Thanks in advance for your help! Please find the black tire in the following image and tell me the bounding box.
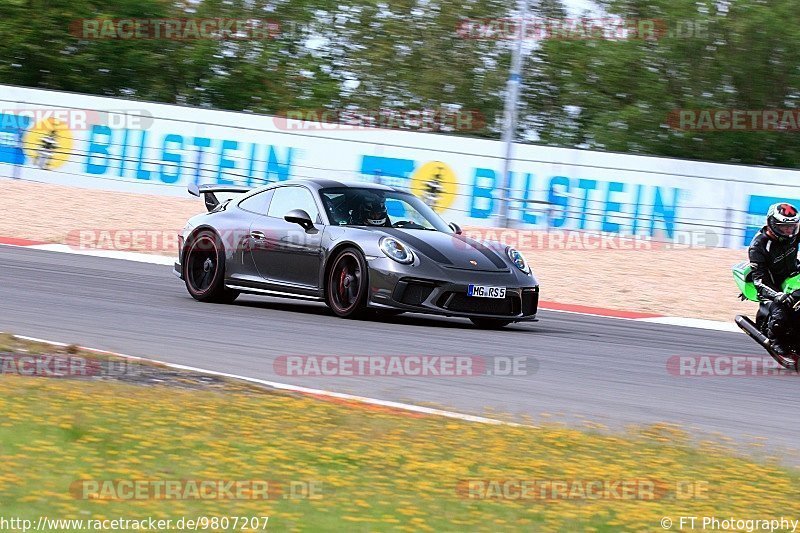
[782,352,800,373]
[326,248,368,318]
[183,230,239,304]
[470,318,512,329]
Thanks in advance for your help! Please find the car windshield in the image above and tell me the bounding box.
[320,187,451,232]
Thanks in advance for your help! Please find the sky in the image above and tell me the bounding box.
[563,0,602,16]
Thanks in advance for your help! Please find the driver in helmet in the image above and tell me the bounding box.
[748,202,800,355]
[351,193,390,227]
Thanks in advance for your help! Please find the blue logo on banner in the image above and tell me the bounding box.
[83,125,295,186]
[0,113,31,165]
[744,195,800,245]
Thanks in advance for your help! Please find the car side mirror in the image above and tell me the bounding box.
[285,209,315,231]
[449,222,462,235]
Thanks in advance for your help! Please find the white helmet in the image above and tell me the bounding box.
[767,203,800,241]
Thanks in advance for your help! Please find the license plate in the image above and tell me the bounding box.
[467,285,506,298]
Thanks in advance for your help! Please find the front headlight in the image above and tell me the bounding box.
[380,237,414,264]
[506,247,530,274]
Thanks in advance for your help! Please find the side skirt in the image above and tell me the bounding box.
[226,284,324,302]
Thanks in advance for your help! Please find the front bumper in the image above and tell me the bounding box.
[174,233,186,280]
[366,258,539,322]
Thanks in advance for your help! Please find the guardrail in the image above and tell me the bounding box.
[2,84,799,248]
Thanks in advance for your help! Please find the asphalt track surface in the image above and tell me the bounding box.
[1,245,796,457]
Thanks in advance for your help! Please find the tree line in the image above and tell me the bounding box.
[1,0,798,167]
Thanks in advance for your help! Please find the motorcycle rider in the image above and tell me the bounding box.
[748,202,800,355]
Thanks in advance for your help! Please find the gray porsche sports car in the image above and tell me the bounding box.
[174,178,539,328]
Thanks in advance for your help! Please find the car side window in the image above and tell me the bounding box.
[238,189,274,214]
[267,186,320,222]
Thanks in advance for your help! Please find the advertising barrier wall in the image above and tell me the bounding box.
[2,84,799,247]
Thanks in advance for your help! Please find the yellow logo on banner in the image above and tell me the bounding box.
[23,118,74,170]
[411,161,458,212]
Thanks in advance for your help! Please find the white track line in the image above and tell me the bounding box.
[10,334,527,428]
[25,244,175,265]
[638,316,740,333]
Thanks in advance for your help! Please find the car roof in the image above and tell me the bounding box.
[263,178,399,193]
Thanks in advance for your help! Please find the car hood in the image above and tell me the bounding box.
[373,228,510,271]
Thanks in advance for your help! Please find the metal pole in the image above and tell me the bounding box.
[723,206,733,249]
[13,127,22,179]
[495,0,528,228]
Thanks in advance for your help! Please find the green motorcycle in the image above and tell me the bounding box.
[733,261,800,369]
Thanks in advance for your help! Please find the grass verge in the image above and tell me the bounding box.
[0,335,797,532]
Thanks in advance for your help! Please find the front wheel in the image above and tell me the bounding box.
[470,318,512,330]
[326,248,368,318]
[183,230,239,304]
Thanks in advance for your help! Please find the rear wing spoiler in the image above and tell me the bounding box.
[188,183,252,212]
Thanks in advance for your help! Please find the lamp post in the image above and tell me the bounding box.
[494,0,529,228]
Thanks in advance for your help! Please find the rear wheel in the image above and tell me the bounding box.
[183,230,239,304]
[326,248,368,318]
[470,318,512,329]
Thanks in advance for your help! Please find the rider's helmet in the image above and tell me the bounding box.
[767,202,800,241]
[355,193,388,226]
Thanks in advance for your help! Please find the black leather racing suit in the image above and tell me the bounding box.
[748,227,800,344]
